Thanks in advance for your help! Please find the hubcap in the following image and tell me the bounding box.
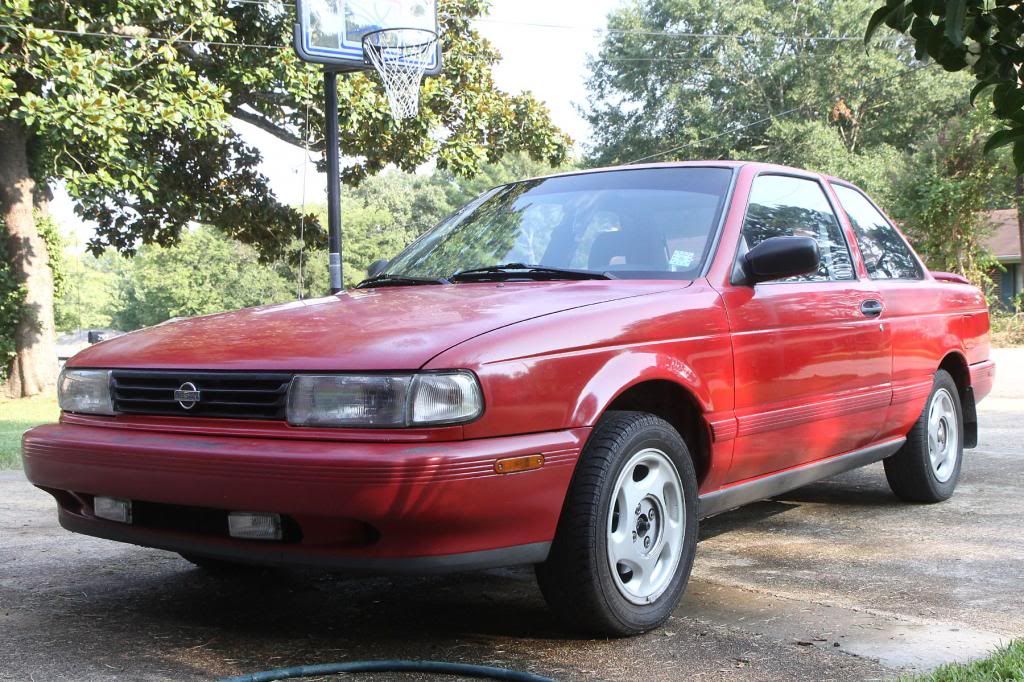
[928,388,959,483]
[606,448,685,604]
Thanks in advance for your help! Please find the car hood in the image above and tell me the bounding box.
[69,280,690,371]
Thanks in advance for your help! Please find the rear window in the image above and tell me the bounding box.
[831,184,924,280]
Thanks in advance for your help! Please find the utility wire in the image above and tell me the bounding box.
[626,62,934,165]
[0,22,906,61]
[473,18,872,43]
[0,24,284,49]
[214,0,898,46]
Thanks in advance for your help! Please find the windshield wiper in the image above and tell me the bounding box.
[355,273,450,289]
[450,263,611,282]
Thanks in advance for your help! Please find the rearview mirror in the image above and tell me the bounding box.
[367,259,389,278]
[738,236,820,285]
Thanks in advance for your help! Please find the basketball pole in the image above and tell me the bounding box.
[324,70,344,295]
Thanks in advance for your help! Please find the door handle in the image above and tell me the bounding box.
[860,299,883,317]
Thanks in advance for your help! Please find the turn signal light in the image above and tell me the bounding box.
[494,454,544,474]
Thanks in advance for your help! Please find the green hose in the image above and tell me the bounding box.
[219,659,555,682]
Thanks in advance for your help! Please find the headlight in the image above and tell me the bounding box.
[287,371,483,428]
[58,369,114,415]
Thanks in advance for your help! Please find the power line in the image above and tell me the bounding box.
[0,24,285,50]
[0,27,870,64]
[473,18,873,43]
[212,0,900,46]
[626,63,934,165]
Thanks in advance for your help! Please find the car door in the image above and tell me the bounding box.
[719,173,893,484]
[829,182,965,443]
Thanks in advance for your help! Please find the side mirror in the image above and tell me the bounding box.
[739,236,820,285]
[367,258,389,278]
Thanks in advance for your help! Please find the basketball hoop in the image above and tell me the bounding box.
[362,27,438,120]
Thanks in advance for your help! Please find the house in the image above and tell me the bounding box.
[986,209,1023,308]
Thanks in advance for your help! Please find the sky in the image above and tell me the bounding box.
[52,0,624,245]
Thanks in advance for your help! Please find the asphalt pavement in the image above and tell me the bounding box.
[2,349,1021,681]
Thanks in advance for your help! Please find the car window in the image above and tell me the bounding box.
[384,167,734,280]
[831,184,924,280]
[740,175,855,282]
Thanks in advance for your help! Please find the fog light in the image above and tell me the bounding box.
[228,512,283,540]
[94,496,132,523]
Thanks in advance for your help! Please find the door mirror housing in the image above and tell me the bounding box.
[367,258,389,278]
[737,236,820,285]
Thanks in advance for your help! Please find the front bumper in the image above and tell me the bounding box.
[22,422,587,573]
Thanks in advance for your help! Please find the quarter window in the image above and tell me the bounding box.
[741,175,854,282]
[831,184,923,280]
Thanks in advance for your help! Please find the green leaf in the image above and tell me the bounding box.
[944,0,967,45]
[1013,140,1024,174]
[983,126,1024,155]
[866,4,900,42]
[970,81,994,106]
[991,82,1024,117]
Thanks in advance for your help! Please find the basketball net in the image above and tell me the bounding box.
[362,28,438,120]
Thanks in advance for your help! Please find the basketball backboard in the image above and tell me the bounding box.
[294,0,441,74]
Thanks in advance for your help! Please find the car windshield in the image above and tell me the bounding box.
[384,167,734,281]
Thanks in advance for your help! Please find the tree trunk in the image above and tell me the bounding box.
[0,120,58,398]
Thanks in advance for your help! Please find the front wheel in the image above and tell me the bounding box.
[536,411,699,636]
[884,369,964,503]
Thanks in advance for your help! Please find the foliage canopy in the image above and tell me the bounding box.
[866,0,1024,172]
[584,0,970,168]
[0,0,570,259]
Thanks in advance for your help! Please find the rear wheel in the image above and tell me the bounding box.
[884,369,963,503]
[536,411,698,636]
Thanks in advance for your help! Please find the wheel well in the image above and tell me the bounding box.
[939,351,978,448]
[604,380,710,485]
[939,352,969,397]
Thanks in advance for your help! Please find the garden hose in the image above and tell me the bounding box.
[219,659,555,682]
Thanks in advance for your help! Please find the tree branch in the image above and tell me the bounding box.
[231,107,305,147]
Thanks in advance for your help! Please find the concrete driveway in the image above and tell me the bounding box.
[2,349,1022,681]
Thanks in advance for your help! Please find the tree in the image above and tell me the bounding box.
[889,103,1012,295]
[584,0,970,167]
[0,0,570,397]
[753,118,907,206]
[54,251,118,331]
[864,0,1024,305]
[301,153,574,289]
[107,227,295,330]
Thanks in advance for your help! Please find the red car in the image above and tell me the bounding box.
[23,161,994,636]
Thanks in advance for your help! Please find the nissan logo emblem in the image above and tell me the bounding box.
[173,382,201,410]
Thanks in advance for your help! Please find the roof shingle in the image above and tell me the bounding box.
[985,209,1022,262]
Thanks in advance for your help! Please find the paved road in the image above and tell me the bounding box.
[2,350,1022,681]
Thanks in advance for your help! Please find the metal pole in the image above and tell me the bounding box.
[324,70,343,294]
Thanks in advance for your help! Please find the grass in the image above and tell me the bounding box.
[0,394,59,469]
[906,640,1024,681]
[991,312,1024,348]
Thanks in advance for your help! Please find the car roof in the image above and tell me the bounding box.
[519,160,840,185]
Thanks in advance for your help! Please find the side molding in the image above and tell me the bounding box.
[698,438,906,519]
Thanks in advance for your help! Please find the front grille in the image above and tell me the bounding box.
[111,370,292,420]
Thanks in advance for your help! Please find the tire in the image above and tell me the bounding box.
[536,411,699,636]
[884,369,964,503]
